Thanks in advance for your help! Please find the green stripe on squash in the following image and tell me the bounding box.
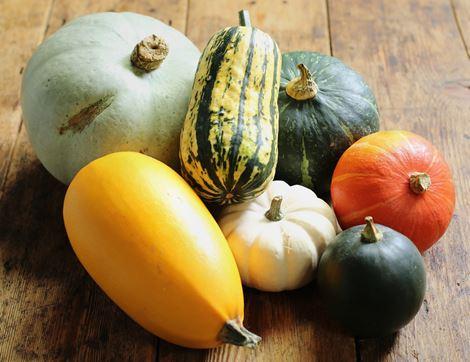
[179,11,281,204]
[276,51,380,197]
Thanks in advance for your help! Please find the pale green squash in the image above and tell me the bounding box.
[21,12,200,184]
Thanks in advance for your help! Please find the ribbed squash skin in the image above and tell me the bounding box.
[331,131,455,252]
[277,52,380,196]
[180,26,281,204]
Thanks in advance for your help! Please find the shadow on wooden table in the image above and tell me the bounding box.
[356,333,398,361]
[0,159,71,281]
[0,159,398,360]
[0,159,154,360]
[158,283,359,360]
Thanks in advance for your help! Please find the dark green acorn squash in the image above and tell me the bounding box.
[277,52,380,196]
[317,217,426,337]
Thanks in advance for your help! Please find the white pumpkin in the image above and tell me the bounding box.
[21,12,200,184]
[218,181,339,292]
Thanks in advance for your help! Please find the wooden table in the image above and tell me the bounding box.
[1,0,469,360]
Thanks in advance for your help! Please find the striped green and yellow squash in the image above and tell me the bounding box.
[179,12,281,205]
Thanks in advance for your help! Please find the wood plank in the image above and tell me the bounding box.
[0,130,155,361]
[328,0,470,360]
[0,0,53,200]
[452,0,470,57]
[159,1,355,360]
[2,0,468,361]
[160,286,356,362]
[0,1,188,360]
[186,0,331,53]
[47,0,188,34]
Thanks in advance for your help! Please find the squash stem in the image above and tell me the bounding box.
[219,319,261,348]
[409,172,431,194]
[131,35,169,72]
[286,64,319,101]
[361,216,383,243]
[265,196,284,221]
[238,10,252,27]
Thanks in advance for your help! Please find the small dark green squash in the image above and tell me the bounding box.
[277,52,380,196]
[317,217,426,337]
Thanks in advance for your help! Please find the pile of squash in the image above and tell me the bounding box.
[21,10,456,348]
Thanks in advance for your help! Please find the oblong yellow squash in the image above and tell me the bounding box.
[63,151,259,348]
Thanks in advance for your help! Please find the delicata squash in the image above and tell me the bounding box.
[179,11,281,204]
[63,152,260,348]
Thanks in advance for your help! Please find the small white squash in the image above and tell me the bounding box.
[218,181,339,292]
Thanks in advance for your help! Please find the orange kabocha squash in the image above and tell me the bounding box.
[331,131,455,252]
[63,152,259,348]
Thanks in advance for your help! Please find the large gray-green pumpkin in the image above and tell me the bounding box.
[277,52,380,196]
[21,12,200,184]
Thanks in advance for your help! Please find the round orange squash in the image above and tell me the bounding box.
[63,151,259,348]
[331,130,455,252]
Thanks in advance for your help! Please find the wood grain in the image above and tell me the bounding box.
[0,130,155,361]
[0,0,54,199]
[160,286,358,362]
[47,0,188,34]
[159,1,355,360]
[1,0,469,360]
[328,0,470,360]
[452,0,470,57]
[0,0,188,360]
[186,0,331,53]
